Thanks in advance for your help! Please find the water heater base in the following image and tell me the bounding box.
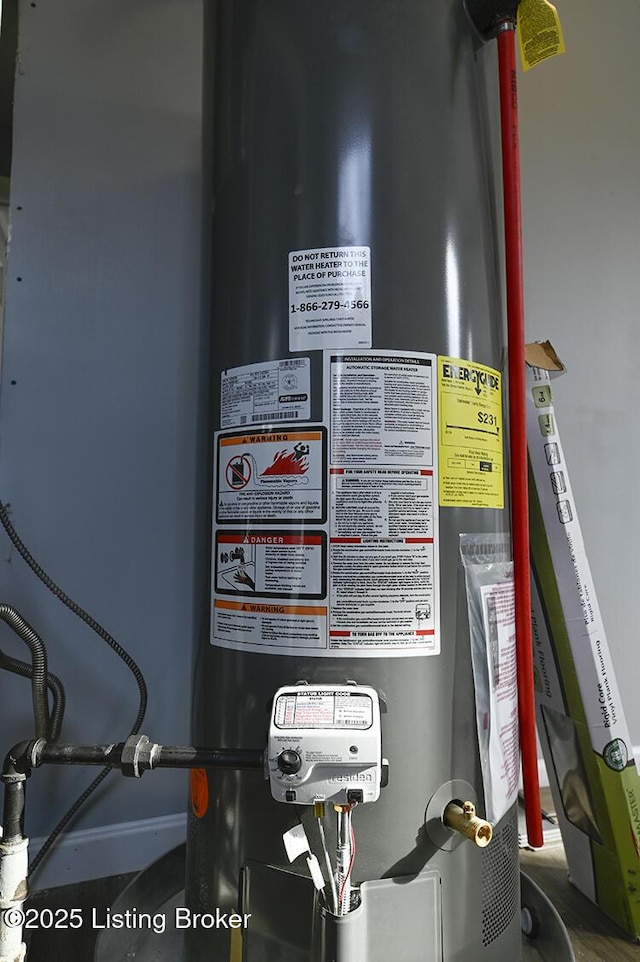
[94,846,575,962]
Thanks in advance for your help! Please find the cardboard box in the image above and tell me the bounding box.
[526,341,640,940]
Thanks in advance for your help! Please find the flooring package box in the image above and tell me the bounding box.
[526,341,640,940]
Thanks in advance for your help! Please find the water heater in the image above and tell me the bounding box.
[186,2,520,960]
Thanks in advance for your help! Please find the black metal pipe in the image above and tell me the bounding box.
[2,780,26,841]
[37,743,122,767]
[156,746,264,770]
[2,742,34,842]
[1,737,263,853]
[3,740,36,779]
[36,741,264,770]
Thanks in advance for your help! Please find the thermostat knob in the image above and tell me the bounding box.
[277,750,302,775]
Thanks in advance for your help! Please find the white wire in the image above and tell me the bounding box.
[318,815,339,914]
[337,807,355,915]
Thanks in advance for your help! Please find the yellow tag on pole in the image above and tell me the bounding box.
[517,0,566,71]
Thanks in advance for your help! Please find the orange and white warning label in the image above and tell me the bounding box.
[213,599,327,653]
[216,428,327,524]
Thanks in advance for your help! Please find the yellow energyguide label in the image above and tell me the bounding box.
[438,357,504,509]
[517,0,565,71]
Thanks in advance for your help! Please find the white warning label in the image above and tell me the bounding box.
[216,428,327,524]
[220,357,311,430]
[213,600,327,653]
[289,247,372,351]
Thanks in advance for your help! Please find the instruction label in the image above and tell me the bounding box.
[216,428,327,524]
[289,247,371,351]
[221,358,310,429]
[517,0,565,71]
[330,355,434,465]
[438,357,504,508]
[213,600,327,652]
[330,468,434,539]
[329,540,436,652]
[326,350,439,657]
[215,531,326,600]
[479,581,520,823]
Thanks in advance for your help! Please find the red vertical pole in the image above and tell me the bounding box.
[497,20,543,848]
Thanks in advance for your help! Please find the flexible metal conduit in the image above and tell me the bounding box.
[0,605,50,740]
[0,649,65,741]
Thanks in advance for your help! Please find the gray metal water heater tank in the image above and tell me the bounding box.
[186,2,520,960]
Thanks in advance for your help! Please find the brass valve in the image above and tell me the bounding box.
[443,800,493,847]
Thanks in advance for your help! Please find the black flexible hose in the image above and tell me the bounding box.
[0,648,66,741]
[0,503,147,733]
[0,605,50,740]
[0,500,149,873]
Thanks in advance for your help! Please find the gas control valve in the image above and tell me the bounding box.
[267,684,383,805]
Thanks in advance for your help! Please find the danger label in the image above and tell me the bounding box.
[215,530,326,600]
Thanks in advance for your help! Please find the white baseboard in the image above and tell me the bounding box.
[28,811,187,892]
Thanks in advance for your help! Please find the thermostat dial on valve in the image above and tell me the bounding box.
[268,685,383,805]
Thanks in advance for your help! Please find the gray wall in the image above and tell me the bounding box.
[0,0,204,881]
[519,1,640,750]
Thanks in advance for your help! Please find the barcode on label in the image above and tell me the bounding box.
[252,411,300,422]
[280,359,306,368]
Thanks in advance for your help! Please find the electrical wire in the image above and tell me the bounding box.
[317,814,338,915]
[338,819,356,914]
[30,769,112,872]
[0,500,148,872]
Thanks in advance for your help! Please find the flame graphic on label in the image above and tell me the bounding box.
[262,449,309,476]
